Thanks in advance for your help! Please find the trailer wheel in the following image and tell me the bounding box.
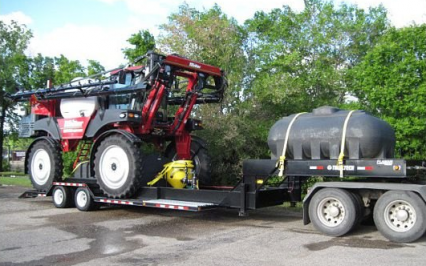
[166,137,212,186]
[309,188,357,237]
[94,134,142,198]
[75,188,99,211]
[52,186,73,208]
[373,191,426,243]
[28,139,63,192]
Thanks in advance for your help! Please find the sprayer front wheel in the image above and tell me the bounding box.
[94,135,142,198]
[28,139,63,192]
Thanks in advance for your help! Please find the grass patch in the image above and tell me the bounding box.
[0,176,32,187]
[0,172,27,177]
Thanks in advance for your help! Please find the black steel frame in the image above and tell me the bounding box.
[22,158,425,216]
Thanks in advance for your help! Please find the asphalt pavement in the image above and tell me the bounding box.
[1,185,426,266]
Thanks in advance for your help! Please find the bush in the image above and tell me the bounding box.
[2,159,10,172]
[197,108,272,185]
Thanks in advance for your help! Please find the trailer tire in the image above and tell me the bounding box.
[52,186,73,208]
[75,188,99,211]
[309,188,357,237]
[350,191,365,226]
[373,191,426,243]
[166,137,212,186]
[94,134,142,198]
[28,139,63,192]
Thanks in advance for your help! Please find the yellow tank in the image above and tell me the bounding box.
[147,160,195,189]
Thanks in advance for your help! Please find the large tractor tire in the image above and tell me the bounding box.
[27,139,63,192]
[94,134,142,198]
[165,136,212,186]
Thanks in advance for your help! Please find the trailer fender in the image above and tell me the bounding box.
[24,137,61,174]
[89,129,142,176]
[302,182,426,225]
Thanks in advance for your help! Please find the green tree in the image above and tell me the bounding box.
[87,59,105,76]
[351,25,426,159]
[28,54,55,88]
[0,20,32,171]
[244,0,389,118]
[54,55,86,84]
[122,30,155,62]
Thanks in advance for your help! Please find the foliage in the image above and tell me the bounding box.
[2,160,10,172]
[196,112,271,184]
[244,0,389,119]
[0,20,32,171]
[4,133,32,150]
[28,54,55,89]
[350,25,426,159]
[122,30,156,62]
[62,151,78,177]
[54,55,86,84]
[87,59,105,76]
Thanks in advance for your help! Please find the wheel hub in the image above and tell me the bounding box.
[76,190,88,207]
[384,200,416,232]
[396,209,409,222]
[329,205,341,217]
[99,145,130,190]
[31,149,51,186]
[54,189,64,204]
[317,197,345,227]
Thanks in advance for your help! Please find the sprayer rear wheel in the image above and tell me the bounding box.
[166,137,212,186]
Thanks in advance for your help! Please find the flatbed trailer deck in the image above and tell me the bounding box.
[21,158,426,243]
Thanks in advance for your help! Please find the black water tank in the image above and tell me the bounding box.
[268,106,395,160]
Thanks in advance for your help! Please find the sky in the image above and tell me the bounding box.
[1,0,425,70]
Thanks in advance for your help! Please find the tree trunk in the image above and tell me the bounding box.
[0,100,5,172]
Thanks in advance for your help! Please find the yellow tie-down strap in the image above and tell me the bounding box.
[277,112,306,177]
[337,110,356,178]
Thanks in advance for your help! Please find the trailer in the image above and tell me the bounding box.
[21,158,426,243]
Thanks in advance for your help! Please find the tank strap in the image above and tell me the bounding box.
[337,110,356,177]
[277,112,306,177]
